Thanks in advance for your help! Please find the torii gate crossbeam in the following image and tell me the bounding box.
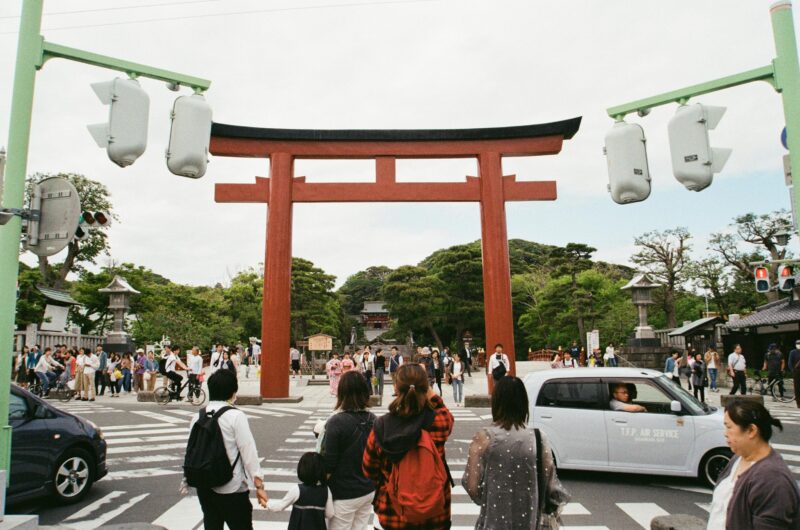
[211,118,581,399]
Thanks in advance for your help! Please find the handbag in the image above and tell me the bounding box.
[535,428,562,529]
[114,369,123,380]
[491,355,507,380]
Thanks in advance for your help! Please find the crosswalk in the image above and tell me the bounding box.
[43,401,800,529]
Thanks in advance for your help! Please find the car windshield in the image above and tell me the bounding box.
[656,374,709,414]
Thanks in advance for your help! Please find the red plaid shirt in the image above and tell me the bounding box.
[362,395,454,530]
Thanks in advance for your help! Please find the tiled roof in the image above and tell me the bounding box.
[727,298,800,329]
[36,286,79,305]
[669,316,723,336]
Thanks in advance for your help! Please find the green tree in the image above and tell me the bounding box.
[15,263,48,328]
[291,258,342,344]
[382,265,447,349]
[337,266,393,315]
[546,243,597,346]
[708,209,792,303]
[223,268,263,339]
[631,228,692,328]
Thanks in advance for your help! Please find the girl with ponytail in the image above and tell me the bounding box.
[363,364,454,529]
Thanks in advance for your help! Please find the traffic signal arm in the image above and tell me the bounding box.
[606,65,776,121]
[38,41,210,92]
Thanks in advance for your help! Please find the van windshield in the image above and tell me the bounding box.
[656,374,708,414]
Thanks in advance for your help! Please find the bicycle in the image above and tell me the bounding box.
[52,378,76,402]
[154,374,206,406]
[747,371,795,403]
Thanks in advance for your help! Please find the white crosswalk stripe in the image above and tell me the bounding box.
[53,405,721,529]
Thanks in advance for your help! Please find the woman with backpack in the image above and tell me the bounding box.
[321,371,376,530]
[363,363,455,530]
[463,377,570,529]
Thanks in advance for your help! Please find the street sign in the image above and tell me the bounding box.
[308,334,333,351]
[24,177,81,257]
[296,340,309,348]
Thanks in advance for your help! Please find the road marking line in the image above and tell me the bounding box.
[285,438,315,444]
[153,495,203,530]
[652,484,712,495]
[616,502,669,529]
[773,443,800,452]
[102,422,178,431]
[107,454,183,466]
[103,427,188,437]
[106,467,182,481]
[132,410,188,424]
[781,453,800,462]
[107,442,186,455]
[64,490,126,521]
[237,406,289,417]
[696,502,711,513]
[262,405,316,415]
[562,503,591,515]
[68,493,149,530]
[106,434,187,445]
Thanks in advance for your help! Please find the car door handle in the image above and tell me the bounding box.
[540,414,552,419]
[613,419,628,424]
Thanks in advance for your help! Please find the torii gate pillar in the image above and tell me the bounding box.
[211,119,581,398]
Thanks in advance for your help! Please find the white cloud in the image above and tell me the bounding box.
[1,0,796,287]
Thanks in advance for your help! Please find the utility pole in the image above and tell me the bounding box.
[0,0,210,497]
[605,1,800,236]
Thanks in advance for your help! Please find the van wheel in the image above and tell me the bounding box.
[52,448,94,503]
[699,448,732,487]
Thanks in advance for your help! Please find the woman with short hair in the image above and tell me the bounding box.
[707,400,800,529]
[463,376,569,529]
[322,370,376,530]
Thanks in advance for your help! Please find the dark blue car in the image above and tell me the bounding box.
[8,384,107,504]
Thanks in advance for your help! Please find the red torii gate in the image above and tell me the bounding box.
[212,118,581,398]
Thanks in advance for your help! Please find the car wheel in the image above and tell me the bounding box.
[699,448,732,487]
[52,448,94,503]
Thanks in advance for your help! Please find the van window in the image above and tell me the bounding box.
[536,381,604,409]
[607,380,674,414]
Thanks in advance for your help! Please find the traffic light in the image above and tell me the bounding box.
[75,211,110,241]
[604,121,651,204]
[778,264,796,292]
[166,94,212,178]
[88,77,150,167]
[754,266,770,293]
[667,103,731,191]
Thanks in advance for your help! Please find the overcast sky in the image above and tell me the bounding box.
[1,0,799,288]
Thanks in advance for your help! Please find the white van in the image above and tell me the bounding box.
[523,367,732,486]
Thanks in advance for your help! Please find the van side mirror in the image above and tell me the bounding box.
[670,400,682,414]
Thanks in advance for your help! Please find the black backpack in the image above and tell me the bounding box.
[158,357,167,375]
[183,406,240,489]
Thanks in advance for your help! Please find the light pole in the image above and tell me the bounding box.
[0,0,210,488]
[606,2,800,235]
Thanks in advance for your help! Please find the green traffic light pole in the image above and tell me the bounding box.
[606,1,800,235]
[0,0,210,490]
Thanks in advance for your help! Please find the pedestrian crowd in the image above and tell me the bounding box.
[548,341,618,368]
[182,363,573,530]
[325,343,478,408]
[11,341,262,401]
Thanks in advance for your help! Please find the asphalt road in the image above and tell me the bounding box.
[9,398,800,530]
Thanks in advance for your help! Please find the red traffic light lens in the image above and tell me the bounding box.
[82,211,95,225]
[780,265,794,277]
[755,267,769,279]
[93,212,108,225]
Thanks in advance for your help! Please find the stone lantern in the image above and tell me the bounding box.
[99,275,140,352]
[621,273,661,340]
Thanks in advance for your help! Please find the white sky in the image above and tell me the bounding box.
[1,0,799,287]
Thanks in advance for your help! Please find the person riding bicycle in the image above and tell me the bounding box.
[165,346,188,398]
[34,347,64,396]
[762,344,786,400]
